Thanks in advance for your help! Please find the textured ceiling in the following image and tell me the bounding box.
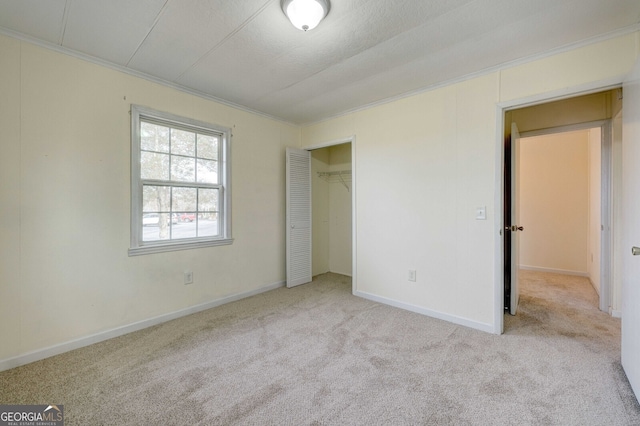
[1,0,639,124]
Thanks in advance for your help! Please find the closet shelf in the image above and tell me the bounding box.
[317,170,351,191]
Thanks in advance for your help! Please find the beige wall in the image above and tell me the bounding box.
[499,34,638,103]
[518,131,590,276]
[1,30,638,364]
[0,35,21,363]
[301,32,639,332]
[304,74,499,328]
[511,91,617,133]
[0,35,297,364]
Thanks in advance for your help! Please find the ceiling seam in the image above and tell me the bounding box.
[126,0,173,67]
[300,23,640,127]
[58,0,72,45]
[252,0,487,104]
[174,0,275,82]
[255,0,583,106]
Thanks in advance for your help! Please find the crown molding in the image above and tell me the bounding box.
[0,27,298,127]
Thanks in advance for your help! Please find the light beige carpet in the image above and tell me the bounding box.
[1,271,639,425]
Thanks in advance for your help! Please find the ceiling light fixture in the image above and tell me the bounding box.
[281,0,330,32]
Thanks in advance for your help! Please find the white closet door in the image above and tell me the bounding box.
[286,147,312,287]
[621,59,640,402]
[510,123,521,315]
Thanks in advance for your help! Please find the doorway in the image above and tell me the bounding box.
[502,89,621,327]
[285,137,356,291]
[310,142,353,278]
[518,128,604,300]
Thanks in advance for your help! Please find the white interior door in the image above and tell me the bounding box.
[621,60,640,401]
[286,147,312,288]
[510,123,522,315]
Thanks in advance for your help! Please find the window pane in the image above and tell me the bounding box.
[171,129,195,156]
[198,188,218,214]
[142,212,172,241]
[142,185,171,242]
[198,217,218,237]
[141,152,170,180]
[197,134,218,160]
[197,159,218,184]
[172,187,197,212]
[141,122,170,152]
[142,217,162,241]
[177,212,196,223]
[175,221,197,239]
[171,156,195,182]
[198,188,218,237]
[143,185,171,213]
[167,215,180,239]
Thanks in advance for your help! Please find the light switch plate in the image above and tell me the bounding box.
[476,207,487,220]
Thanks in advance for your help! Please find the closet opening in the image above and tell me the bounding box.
[310,142,353,280]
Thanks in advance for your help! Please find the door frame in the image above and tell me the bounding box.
[494,82,621,334]
[303,135,357,294]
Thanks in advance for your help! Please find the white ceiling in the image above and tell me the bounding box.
[1,0,639,124]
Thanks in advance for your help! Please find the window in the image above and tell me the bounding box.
[129,105,232,256]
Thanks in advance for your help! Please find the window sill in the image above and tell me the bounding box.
[128,238,234,256]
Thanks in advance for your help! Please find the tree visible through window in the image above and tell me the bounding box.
[129,106,232,255]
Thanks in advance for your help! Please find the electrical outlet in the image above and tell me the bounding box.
[408,269,416,282]
[184,270,193,285]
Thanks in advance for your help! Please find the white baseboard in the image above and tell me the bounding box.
[0,280,285,373]
[610,309,622,318]
[314,270,353,278]
[353,290,495,334]
[588,278,600,296]
[519,265,589,277]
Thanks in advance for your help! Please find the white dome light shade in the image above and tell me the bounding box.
[282,0,330,31]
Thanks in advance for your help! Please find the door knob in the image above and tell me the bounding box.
[633,246,640,256]
[516,226,524,231]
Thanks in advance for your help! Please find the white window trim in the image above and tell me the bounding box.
[128,105,233,256]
